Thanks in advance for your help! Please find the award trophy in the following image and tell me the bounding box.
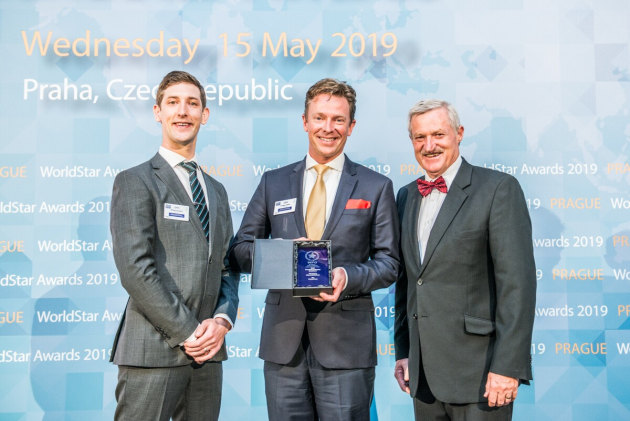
[251,239,333,297]
[292,240,333,297]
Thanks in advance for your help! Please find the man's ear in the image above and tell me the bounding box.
[153,104,161,123]
[201,107,210,125]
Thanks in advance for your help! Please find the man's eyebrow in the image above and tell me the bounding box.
[164,95,201,101]
[313,112,346,118]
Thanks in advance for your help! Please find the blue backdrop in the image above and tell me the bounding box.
[1,1,629,420]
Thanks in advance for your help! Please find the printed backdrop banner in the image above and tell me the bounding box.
[1,1,629,420]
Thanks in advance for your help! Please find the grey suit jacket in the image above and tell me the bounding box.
[109,153,239,367]
[230,155,399,369]
[394,158,536,403]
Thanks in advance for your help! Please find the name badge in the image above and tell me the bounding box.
[164,203,190,221]
[274,198,297,215]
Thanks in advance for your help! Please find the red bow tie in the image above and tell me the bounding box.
[417,176,448,197]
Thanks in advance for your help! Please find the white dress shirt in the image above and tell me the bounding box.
[417,155,463,264]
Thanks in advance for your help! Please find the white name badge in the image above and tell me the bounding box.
[164,203,190,221]
[274,198,297,215]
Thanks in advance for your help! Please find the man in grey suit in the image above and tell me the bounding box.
[230,78,399,420]
[110,71,239,421]
[394,99,536,420]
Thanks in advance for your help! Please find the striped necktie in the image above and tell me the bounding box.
[179,161,210,242]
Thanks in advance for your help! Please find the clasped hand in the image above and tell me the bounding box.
[183,318,229,364]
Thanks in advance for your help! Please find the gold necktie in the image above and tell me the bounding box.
[305,164,329,240]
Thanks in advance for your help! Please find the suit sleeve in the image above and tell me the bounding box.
[110,170,199,348]
[394,186,410,360]
[229,172,271,273]
[212,182,240,324]
[488,175,536,380]
[341,177,400,297]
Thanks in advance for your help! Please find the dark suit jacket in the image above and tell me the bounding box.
[230,155,399,369]
[394,158,536,403]
[109,153,239,367]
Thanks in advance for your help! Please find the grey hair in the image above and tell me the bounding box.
[407,99,461,136]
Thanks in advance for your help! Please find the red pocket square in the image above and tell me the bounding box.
[345,199,371,209]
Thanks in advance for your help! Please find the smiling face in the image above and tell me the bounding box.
[409,107,463,179]
[303,93,356,164]
[153,82,209,156]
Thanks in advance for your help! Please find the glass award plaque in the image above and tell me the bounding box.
[292,240,333,297]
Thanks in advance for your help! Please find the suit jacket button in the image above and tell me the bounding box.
[412,313,418,319]
[417,278,423,286]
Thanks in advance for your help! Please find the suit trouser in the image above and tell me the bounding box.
[264,330,375,421]
[411,350,513,421]
[413,397,513,421]
[411,360,513,421]
[114,362,222,421]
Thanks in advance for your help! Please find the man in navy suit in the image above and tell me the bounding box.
[394,99,536,420]
[230,78,399,420]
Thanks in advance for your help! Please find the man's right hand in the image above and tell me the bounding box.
[394,358,410,394]
[183,318,229,364]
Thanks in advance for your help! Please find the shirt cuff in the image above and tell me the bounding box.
[339,267,349,290]
[214,313,234,329]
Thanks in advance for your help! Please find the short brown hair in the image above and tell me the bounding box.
[304,78,357,121]
[155,71,206,109]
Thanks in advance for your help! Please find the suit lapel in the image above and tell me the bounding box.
[321,156,357,239]
[405,183,422,273]
[152,153,190,205]
[290,160,307,238]
[151,153,209,246]
[202,172,219,251]
[419,159,472,275]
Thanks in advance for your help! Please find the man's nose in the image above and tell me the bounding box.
[177,102,188,115]
[424,136,435,151]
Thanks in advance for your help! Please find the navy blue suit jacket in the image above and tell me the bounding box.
[230,155,399,369]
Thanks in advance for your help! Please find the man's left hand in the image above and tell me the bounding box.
[183,318,230,364]
[312,267,346,302]
[484,372,518,407]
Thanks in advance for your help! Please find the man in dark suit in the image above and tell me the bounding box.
[109,71,239,421]
[230,78,399,420]
[394,99,536,420]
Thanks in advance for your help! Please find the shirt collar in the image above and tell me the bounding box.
[305,152,345,172]
[159,146,198,169]
[427,155,462,189]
